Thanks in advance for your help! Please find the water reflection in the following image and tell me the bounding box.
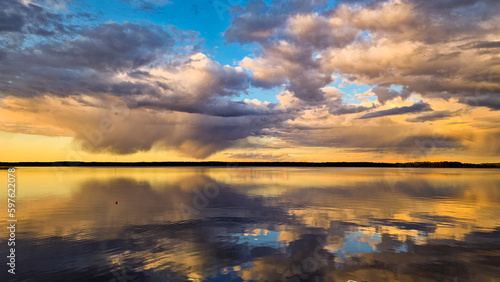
[1,167,500,281]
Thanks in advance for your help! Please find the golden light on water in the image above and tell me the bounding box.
[2,167,500,280]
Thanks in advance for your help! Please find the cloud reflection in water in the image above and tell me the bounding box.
[1,167,500,281]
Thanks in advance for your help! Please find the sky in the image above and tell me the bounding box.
[0,0,499,163]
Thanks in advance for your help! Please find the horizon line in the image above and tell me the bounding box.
[1,161,499,168]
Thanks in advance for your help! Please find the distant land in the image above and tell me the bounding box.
[1,161,499,168]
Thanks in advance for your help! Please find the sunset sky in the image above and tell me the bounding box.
[1,0,499,162]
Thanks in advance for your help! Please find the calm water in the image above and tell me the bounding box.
[1,167,500,281]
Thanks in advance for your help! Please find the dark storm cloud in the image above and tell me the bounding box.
[459,94,500,110]
[396,135,463,150]
[413,0,500,12]
[11,95,283,158]
[473,41,500,49]
[405,110,458,123]
[224,0,330,44]
[285,13,361,49]
[23,22,180,73]
[42,22,177,71]
[329,104,376,115]
[224,0,282,44]
[81,115,259,157]
[289,69,331,102]
[0,22,183,97]
[242,47,333,102]
[358,102,433,119]
[0,10,24,32]
[134,99,280,117]
[372,86,412,105]
[0,0,72,39]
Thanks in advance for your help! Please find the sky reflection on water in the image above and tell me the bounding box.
[1,167,500,281]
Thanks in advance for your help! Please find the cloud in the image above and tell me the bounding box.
[125,0,172,6]
[47,22,178,71]
[123,53,257,116]
[371,86,412,105]
[2,0,500,161]
[0,22,189,96]
[459,94,500,110]
[224,0,282,44]
[0,21,272,117]
[358,102,433,119]
[0,7,24,32]
[232,0,500,110]
[240,41,332,102]
[285,12,360,49]
[224,0,330,44]
[473,41,500,49]
[0,0,75,47]
[227,152,290,161]
[0,13,284,158]
[396,135,463,150]
[120,0,172,11]
[405,110,459,122]
[329,104,376,115]
[0,95,283,158]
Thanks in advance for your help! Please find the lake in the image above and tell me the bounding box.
[1,167,500,281]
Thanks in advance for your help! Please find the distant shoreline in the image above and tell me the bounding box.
[0,161,499,168]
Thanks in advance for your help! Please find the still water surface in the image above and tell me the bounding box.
[1,167,500,281]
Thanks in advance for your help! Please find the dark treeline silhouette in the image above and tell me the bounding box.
[1,161,499,168]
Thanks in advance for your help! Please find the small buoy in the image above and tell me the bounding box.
[115,201,118,204]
